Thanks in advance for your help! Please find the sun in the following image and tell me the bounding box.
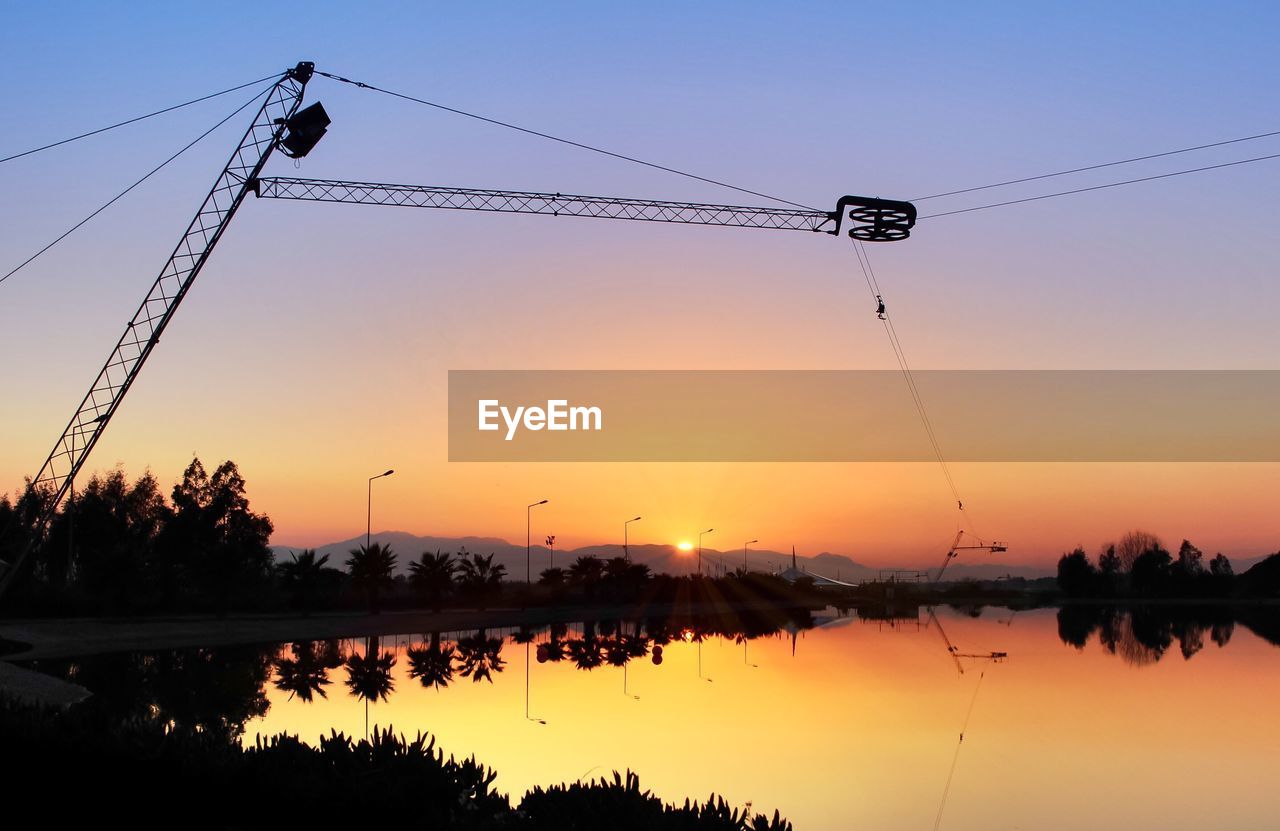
[676,541,693,552]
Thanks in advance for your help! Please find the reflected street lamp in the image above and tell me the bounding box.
[367,469,394,550]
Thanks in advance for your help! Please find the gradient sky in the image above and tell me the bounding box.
[3,3,1279,566]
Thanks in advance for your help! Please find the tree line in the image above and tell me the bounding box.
[1056,529,1279,598]
[1,459,814,617]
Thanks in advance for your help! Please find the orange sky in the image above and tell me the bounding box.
[3,7,1279,569]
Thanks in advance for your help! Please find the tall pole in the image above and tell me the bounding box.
[698,528,714,576]
[367,469,394,550]
[744,539,758,572]
[527,500,548,583]
[625,516,642,562]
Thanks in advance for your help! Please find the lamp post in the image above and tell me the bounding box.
[527,500,548,584]
[624,516,642,561]
[366,469,394,550]
[743,539,758,572]
[697,528,714,576]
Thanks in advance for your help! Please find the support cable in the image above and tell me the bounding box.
[920,151,1280,219]
[313,70,819,211]
[914,128,1280,201]
[0,74,279,165]
[0,82,275,287]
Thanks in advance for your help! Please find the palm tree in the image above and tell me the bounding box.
[456,629,506,683]
[408,550,455,611]
[407,632,457,690]
[457,552,506,610]
[567,556,604,599]
[277,549,330,614]
[345,543,397,613]
[274,640,332,702]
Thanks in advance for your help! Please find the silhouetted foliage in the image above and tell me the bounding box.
[344,637,396,703]
[346,543,398,613]
[455,629,506,683]
[407,632,458,690]
[277,549,337,614]
[409,550,456,611]
[1056,547,1097,597]
[457,551,505,610]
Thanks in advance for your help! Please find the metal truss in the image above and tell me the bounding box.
[254,177,840,233]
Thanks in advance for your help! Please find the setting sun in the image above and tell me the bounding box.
[677,541,693,552]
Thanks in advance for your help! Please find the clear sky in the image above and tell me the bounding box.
[2,2,1279,565]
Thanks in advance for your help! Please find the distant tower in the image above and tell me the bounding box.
[791,545,797,570]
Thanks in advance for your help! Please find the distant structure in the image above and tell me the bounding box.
[777,546,859,589]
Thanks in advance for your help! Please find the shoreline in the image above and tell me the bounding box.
[0,597,819,661]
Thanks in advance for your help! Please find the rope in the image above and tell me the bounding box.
[0,74,279,165]
[0,81,276,287]
[933,670,985,831]
[313,70,818,211]
[848,239,964,511]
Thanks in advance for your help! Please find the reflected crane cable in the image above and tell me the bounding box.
[912,127,1280,201]
[313,70,818,211]
[0,81,278,287]
[0,73,280,165]
[932,669,986,831]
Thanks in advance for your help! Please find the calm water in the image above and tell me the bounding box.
[26,605,1280,830]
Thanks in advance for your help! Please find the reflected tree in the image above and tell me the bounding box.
[275,640,333,702]
[344,636,396,703]
[456,630,506,683]
[407,633,458,690]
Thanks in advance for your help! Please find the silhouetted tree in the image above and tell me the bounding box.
[346,543,398,613]
[456,551,505,610]
[1057,547,1097,596]
[408,550,455,611]
[1130,545,1173,596]
[277,549,331,614]
[1115,529,1162,572]
[538,567,567,588]
[60,469,171,611]
[1209,553,1233,577]
[1175,540,1205,576]
[568,556,605,600]
[162,458,274,612]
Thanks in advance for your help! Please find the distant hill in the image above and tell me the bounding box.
[271,533,879,581]
[271,531,1054,582]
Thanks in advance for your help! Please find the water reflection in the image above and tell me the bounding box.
[1055,605,1258,666]
[17,603,1280,830]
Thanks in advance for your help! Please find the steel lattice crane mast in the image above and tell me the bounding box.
[0,60,917,598]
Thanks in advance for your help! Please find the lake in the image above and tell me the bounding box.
[22,604,1280,830]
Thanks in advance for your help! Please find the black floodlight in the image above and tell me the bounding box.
[280,102,330,158]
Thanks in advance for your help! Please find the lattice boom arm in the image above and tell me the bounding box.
[253,177,839,233]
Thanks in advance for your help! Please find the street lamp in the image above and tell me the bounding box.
[698,528,714,576]
[743,539,758,572]
[624,516,642,561]
[366,469,394,550]
[526,500,548,584]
